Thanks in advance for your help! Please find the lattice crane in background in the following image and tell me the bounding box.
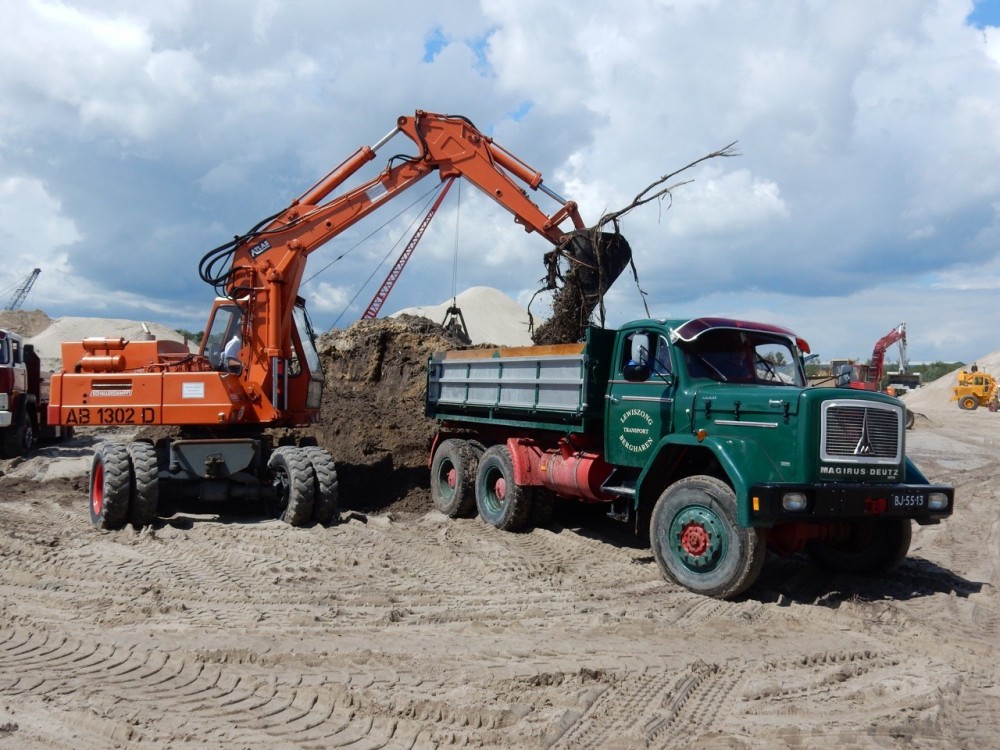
[360,177,455,320]
[4,268,41,311]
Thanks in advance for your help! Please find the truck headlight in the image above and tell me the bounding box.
[928,492,949,511]
[782,492,808,511]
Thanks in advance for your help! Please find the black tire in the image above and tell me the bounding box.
[905,409,915,429]
[126,441,159,527]
[0,411,34,457]
[649,475,766,599]
[959,395,978,411]
[302,446,339,525]
[806,519,912,575]
[475,444,533,532]
[89,443,131,530]
[19,413,36,454]
[267,446,315,526]
[430,439,479,518]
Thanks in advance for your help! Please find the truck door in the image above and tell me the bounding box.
[605,330,675,467]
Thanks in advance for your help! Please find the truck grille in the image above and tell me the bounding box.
[820,400,902,464]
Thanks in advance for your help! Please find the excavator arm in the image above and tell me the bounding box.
[868,322,906,384]
[198,110,595,425]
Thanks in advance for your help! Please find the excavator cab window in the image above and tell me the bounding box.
[291,300,322,382]
[201,302,243,370]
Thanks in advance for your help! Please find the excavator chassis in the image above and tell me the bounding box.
[88,434,339,530]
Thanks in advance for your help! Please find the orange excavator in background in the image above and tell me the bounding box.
[832,322,908,392]
[48,111,628,530]
[832,322,916,428]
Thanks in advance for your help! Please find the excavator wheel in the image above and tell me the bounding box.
[959,395,979,411]
[89,443,131,530]
[302,446,339,525]
[126,441,159,528]
[267,446,315,527]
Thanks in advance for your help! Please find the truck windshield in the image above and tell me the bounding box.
[681,329,805,387]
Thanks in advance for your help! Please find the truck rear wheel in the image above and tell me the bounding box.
[1,414,34,457]
[806,519,911,575]
[267,446,315,526]
[126,441,159,528]
[90,443,131,530]
[475,444,533,532]
[650,475,766,599]
[431,439,478,518]
[959,395,979,410]
[302,446,339,525]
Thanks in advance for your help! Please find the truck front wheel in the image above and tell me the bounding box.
[650,475,766,599]
[431,439,478,518]
[959,395,979,410]
[475,444,533,532]
[806,519,911,575]
[90,443,131,530]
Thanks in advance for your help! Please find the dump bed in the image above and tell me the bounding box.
[427,327,616,433]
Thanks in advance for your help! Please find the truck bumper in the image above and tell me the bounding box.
[0,410,11,428]
[749,482,954,526]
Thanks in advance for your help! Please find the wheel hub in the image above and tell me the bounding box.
[670,506,726,571]
[680,521,710,557]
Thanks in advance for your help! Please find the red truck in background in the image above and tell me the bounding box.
[0,328,70,457]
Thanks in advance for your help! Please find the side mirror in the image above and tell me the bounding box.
[623,360,651,382]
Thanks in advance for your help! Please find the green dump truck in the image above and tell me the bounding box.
[425,316,954,599]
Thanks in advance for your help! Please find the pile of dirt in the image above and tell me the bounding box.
[0,308,51,338]
[301,314,471,514]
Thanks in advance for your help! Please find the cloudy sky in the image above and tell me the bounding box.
[2,0,1000,365]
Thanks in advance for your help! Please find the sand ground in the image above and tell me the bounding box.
[0,380,996,749]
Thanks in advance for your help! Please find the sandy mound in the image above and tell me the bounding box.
[0,308,52,338]
[391,286,535,346]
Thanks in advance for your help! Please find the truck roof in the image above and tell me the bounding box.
[656,316,811,354]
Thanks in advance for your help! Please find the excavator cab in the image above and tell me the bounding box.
[200,299,244,371]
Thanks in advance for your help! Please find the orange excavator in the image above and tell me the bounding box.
[832,322,916,428]
[47,111,629,529]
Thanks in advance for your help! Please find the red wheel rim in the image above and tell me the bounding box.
[446,467,457,489]
[494,477,507,501]
[680,521,710,557]
[91,462,104,516]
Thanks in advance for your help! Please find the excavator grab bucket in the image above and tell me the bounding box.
[534,231,633,345]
